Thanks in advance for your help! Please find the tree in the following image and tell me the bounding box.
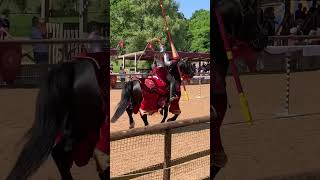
[0,0,27,12]
[110,0,190,53]
[188,9,210,52]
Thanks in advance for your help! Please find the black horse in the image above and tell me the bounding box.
[212,0,269,179]
[111,59,194,128]
[6,57,108,180]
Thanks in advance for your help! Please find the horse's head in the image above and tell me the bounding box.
[177,59,195,81]
[218,0,268,51]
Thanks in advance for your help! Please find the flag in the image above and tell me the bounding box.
[147,42,154,50]
[118,40,125,49]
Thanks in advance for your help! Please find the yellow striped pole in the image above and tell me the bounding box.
[214,8,253,126]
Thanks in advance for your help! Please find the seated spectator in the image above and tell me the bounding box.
[119,67,126,83]
[0,10,10,39]
[88,23,104,53]
[301,7,307,20]
[31,16,49,64]
[280,11,295,35]
[295,3,303,21]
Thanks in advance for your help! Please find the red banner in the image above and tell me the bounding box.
[0,44,22,82]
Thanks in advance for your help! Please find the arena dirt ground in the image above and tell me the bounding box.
[216,71,320,180]
[0,89,100,180]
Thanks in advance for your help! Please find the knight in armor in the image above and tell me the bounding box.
[153,42,178,102]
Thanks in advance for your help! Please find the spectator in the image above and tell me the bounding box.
[0,10,10,39]
[0,10,10,30]
[263,7,276,36]
[119,67,126,83]
[301,7,308,20]
[88,23,103,53]
[192,64,197,73]
[295,3,304,21]
[31,16,49,64]
[257,8,264,26]
[280,9,295,35]
[308,7,316,15]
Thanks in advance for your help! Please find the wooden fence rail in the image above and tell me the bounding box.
[110,116,210,180]
[110,116,210,141]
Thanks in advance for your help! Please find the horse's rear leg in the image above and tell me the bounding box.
[126,107,135,129]
[161,106,169,123]
[211,93,228,178]
[212,165,221,179]
[167,114,179,122]
[140,114,149,126]
[52,142,73,180]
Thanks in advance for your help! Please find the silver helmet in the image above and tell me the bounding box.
[159,45,166,53]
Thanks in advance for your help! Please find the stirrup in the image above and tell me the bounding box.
[169,95,178,102]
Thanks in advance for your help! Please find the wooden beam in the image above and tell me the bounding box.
[79,0,84,38]
[110,116,209,141]
[134,53,137,73]
[45,0,49,22]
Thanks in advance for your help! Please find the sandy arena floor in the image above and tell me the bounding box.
[216,71,320,180]
[0,89,100,180]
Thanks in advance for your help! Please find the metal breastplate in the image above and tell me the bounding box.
[155,58,165,67]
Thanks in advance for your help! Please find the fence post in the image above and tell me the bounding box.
[163,129,172,180]
[284,52,291,115]
[196,73,202,99]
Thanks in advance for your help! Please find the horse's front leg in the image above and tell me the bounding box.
[167,114,179,122]
[160,105,169,123]
[140,113,149,126]
[126,107,135,129]
[94,149,109,180]
[211,93,228,179]
[52,142,73,180]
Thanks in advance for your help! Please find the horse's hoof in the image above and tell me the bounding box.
[129,122,135,129]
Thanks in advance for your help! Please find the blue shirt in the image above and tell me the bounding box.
[31,27,48,53]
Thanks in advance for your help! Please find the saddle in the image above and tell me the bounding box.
[140,76,168,95]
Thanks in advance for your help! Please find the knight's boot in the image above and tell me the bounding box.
[99,168,108,180]
[169,80,178,102]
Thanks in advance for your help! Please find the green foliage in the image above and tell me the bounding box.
[188,9,210,52]
[12,0,27,11]
[110,0,190,53]
[1,8,10,16]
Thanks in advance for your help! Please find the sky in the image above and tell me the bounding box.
[175,0,210,19]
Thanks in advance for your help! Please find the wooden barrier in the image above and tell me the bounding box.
[110,116,210,179]
[110,115,209,141]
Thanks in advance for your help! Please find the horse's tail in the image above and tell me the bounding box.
[7,64,73,180]
[111,81,134,123]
